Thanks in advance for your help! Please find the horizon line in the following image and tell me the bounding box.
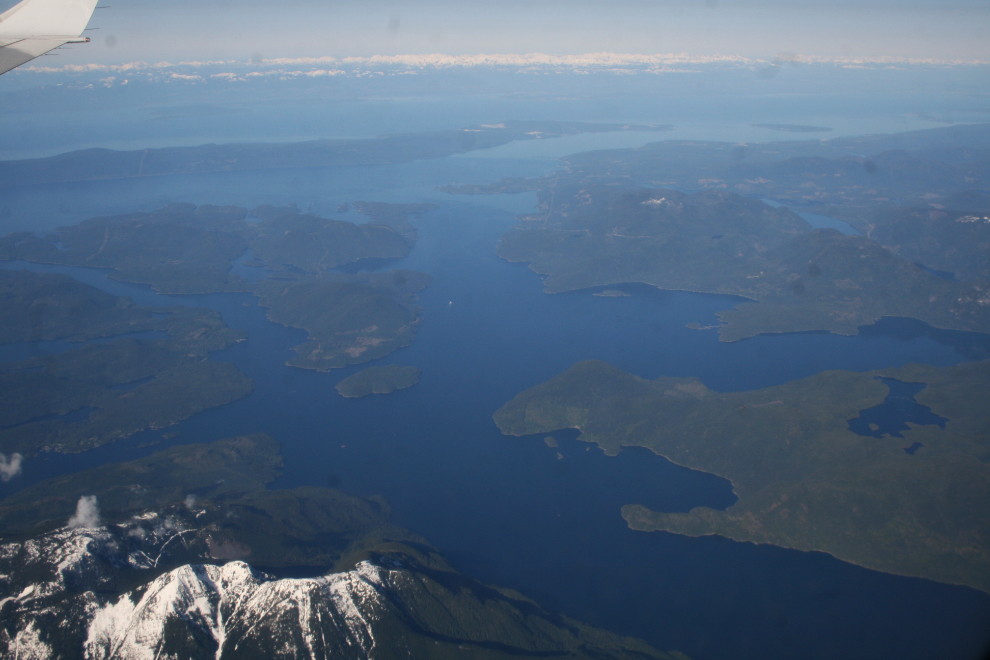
[20,51,990,75]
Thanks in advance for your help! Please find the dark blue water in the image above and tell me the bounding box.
[795,210,861,236]
[916,263,959,282]
[2,164,990,659]
[848,377,949,439]
[760,199,861,236]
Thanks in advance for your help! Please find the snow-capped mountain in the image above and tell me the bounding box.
[0,520,673,660]
[86,560,393,659]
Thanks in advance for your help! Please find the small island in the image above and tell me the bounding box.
[336,365,421,397]
[751,123,833,133]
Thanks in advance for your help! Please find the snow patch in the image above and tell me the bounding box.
[84,560,397,659]
[12,620,52,660]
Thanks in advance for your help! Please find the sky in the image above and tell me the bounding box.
[2,0,988,65]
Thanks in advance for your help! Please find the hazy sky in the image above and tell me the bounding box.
[4,0,989,64]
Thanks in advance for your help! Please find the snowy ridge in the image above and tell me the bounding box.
[1,514,186,598]
[85,561,399,659]
[0,516,198,657]
[0,515,664,659]
[0,519,404,660]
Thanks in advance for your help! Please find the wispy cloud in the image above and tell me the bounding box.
[0,452,22,482]
[67,495,101,529]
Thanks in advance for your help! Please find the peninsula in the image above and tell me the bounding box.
[0,120,665,190]
[494,359,990,594]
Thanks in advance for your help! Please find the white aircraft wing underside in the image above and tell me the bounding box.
[0,36,73,74]
[0,0,99,75]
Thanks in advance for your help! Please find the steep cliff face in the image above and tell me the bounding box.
[0,521,675,660]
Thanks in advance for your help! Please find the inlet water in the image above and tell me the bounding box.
[1,152,989,660]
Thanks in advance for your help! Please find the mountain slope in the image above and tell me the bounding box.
[1,522,676,660]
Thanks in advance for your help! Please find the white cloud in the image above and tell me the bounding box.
[67,496,101,529]
[184,494,197,509]
[0,453,22,481]
[19,51,988,78]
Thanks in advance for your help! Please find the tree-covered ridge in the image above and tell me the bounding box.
[0,337,253,458]
[496,186,990,340]
[0,202,434,294]
[443,123,990,339]
[0,120,665,189]
[494,359,990,593]
[0,204,254,294]
[448,123,990,209]
[0,269,245,350]
[249,204,423,274]
[0,270,252,457]
[0,202,438,369]
[863,193,990,283]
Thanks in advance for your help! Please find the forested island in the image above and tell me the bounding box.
[751,124,832,133]
[0,120,664,189]
[336,365,421,397]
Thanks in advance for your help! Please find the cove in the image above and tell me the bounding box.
[847,377,948,439]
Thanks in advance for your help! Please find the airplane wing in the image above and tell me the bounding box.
[0,0,99,76]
